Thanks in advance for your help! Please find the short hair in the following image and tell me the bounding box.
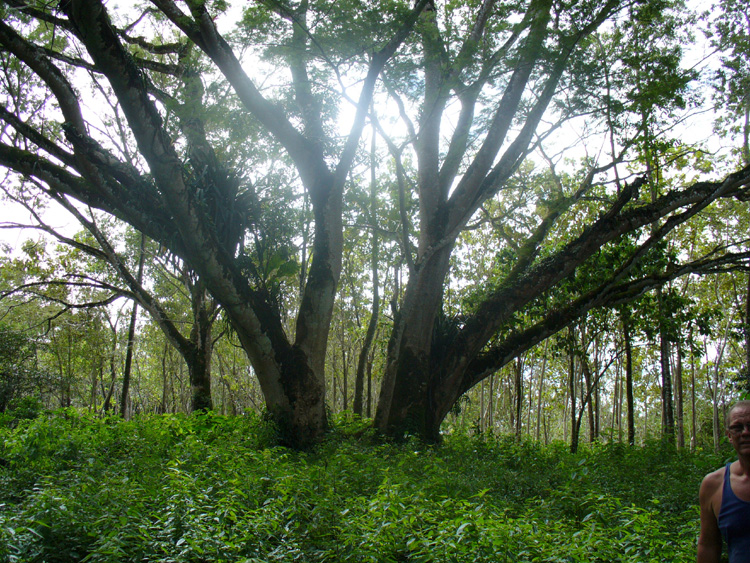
[727,400,750,426]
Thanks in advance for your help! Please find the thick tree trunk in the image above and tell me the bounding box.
[188,284,213,412]
[375,244,454,441]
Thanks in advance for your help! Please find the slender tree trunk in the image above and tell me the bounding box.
[563,384,569,444]
[120,234,146,418]
[612,362,620,440]
[89,361,99,412]
[63,331,72,408]
[594,336,601,439]
[623,313,636,446]
[675,341,685,449]
[366,353,373,418]
[690,327,697,451]
[342,347,348,412]
[744,268,750,390]
[742,87,749,166]
[594,373,600,438]
[569,331,579,453]
[332,351,338,412]
[507,368,514,434]
[489,373,496,431]
[103,327,117,414]
[709,319,731,452]
[514,356,523,441]
[712,359,720,453]
[535,343,548,441]
[526,366,533,436]
[481,378,486,431]
[160,342,169,414]
[119,304,137,419]
[582,357,596,443]
[103,362,117,414]
[658,290,675,441]
[354,130,380,417]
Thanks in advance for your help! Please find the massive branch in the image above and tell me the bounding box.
[462,167,750,353]
[463,247,750,392]
[435,165,750,403]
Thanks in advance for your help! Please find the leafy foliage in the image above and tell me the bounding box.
[0,325,50,415]
[0,412,726,562]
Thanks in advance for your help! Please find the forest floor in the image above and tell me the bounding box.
[0,409,729,562]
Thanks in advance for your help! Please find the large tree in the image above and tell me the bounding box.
[0,0,749,445]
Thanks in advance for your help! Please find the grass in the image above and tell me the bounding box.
[0,409,729,562]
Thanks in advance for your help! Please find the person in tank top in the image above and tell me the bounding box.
[698,400,750,563]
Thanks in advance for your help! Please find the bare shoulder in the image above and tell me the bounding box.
[700,466,726,502]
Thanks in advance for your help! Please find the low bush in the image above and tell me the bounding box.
[0,411,724,562]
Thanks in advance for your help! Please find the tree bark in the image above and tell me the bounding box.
[187,280,214,412]
[658,289,675,441]
[569,330,579,454]
[622,312,636,446]
[514,357,523,441]
[581,353,596,443]
[120,234,146,418]
[745,268,750,390]
[690,326,697,450]
[354,130,381,417]
[711,358,720,453]
[342,347,348,412]
[675,340,685,449]
[535,344,548,441]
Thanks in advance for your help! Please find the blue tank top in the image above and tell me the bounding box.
[718,463,750,563]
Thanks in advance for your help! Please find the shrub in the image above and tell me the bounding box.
[0,412,718,562]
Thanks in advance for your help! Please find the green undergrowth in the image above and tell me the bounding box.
[0,410,728,562]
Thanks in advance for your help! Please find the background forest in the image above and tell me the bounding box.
[0,0,749,453]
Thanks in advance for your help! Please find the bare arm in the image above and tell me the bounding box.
[697,471,723,563]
